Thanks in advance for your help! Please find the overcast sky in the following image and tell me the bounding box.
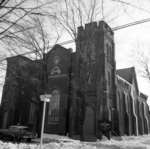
[61,0,150,104]
[113,1,150,104]
[1,0,150,104]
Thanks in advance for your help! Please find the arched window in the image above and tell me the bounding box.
[106,44,109,61]
[48,90,60,123]
[122,92,126,113]
[29,102,36,123]
[117,91,121,111]
[108,72,111,87]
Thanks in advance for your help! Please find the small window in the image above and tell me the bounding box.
[106,44,110,62]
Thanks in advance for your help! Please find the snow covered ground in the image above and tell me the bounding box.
[0,134,150,149]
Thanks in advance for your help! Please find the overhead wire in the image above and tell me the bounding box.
[111,0,150,15]
[1,17,150,62]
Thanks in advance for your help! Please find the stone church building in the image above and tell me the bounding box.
[0,21,150,141]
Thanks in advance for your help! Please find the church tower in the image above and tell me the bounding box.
[70,21,116,140]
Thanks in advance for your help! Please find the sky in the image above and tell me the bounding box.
[113,1,150,105]
[115,22,150,104]
[58,0,150,104]
[1,0,150,104]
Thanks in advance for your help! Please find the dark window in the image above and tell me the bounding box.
[106,43,112,62]
[29,103,36,123]
[110,46,112,61]
[108,72,111,87]
[106,44,109,61]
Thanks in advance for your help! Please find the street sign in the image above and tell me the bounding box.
[40,94,52,102]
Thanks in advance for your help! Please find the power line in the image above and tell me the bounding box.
[111,0,150,15]
[112,17,150,31]
[1,17,150,63]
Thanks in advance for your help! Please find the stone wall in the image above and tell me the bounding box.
[0,56,41,130]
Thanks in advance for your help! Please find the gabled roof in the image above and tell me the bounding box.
[7,55,32,62]
[116,67,133,83]
[116,67,139,94]
[46,44,71,58]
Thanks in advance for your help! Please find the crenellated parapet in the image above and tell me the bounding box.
[77,21,113,40]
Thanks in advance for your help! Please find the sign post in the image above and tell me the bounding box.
[40,94,51,149]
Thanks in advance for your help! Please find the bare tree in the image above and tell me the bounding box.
[49,0,107,40]
[131,47,150,81]
[0,0,62,96]
[46,0,150,43]
[0,0,58,84]
[1,17,61,95]
[1,17,60,59]
[0,0,54,39]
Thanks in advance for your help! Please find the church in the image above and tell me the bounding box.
[0,21,150,141]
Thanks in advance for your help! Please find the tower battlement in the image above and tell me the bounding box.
[77,21,113,38]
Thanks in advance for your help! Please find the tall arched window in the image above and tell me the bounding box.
[29,102,36,123]
[48,90,60,123]
[122,92,126,114]
[117,91,121,111]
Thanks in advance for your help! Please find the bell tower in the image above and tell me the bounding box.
[71,21,116,140]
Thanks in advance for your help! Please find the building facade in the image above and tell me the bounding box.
[0,21,150,141]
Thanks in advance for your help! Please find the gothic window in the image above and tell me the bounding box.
[127,95,130,113]
[118,92,123,115]
[90,44,96,63]
[117,91,120,111]
[106,44,109,61]
[110,46,112,61]
[53,56,60,65]
[107,43,112,63]
[48,90,60,123]
[122,93,126,114]
[29,103,36,123]
[108,72,111,87]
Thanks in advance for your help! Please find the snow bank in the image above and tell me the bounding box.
[99,135,149,149]
[0,141,96,149]
[0,141,39,149]
[0,134,150,149]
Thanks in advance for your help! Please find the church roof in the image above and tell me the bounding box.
[116,67,139,94]
[7,55,32,62]
[116,67,133,84]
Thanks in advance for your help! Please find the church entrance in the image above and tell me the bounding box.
[44,89,68,135]
[83,106,96,141]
